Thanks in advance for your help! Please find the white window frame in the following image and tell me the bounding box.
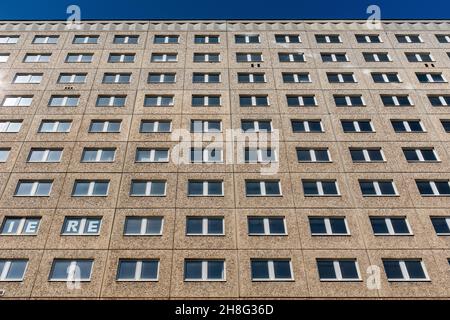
[285,73,311,83]
[251,260,294,281]
[49,95,79,107]
[96,95,126,107]
[0,260,27,281]
[384,95,412,106]
[279,52,305,62]
[49,260,93,282]
[309,217,350,236]
[248,217,287,236]
[148,73,176,83]
[236,34,260,44]
[103,73,130,84]
[330,73,356,83]
[154,35,179,44]
[350,148,385,162]
[114,35,138,44]
[124,217,164,236]
[289,95,317,107]
[130,180,167,197]
[0,121,22,133]
[237,53,263,63]
[366,52,392,62]
[318,260,361,281]
[0,53,9,63]
[336,95,365,106]
[61,217,102,236]
[418,73,446,83]
[384,260,430,282]
[193,95,221,107]
[194,73,221,83]
[0,217,40,235]
[73,35,98,44]
[0,36,19,44]
[194,53,220,63]
[358,34,382,43]
[371,217,412,236]
[186,217,225,236]
[407,52,434,62]
[73,181,109,197]
[431,95,450,106]
[195,35,220,44]
[27,148,62,163]
[191,120,222,133]
[107,53,134,63]
[33,36,58,44]
[361,180,398,196]
[184,260,226,281]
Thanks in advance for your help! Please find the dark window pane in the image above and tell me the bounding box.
[339,261,358,279]
[317,260,336,279]
[383,260,403,279]
[251,261,269,279]
[309,218,327,234]
[405,261,426,279]
[329,218,347,234]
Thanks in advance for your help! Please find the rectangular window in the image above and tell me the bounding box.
[49,259,93,281]
[244,148,276,163]
[317,259,360,281]
[341,120,374,132]
[315,35,341,43]
[391,120,424,132]
[248,217,286,235]
[151,53,177,62]
[89,120,121,133]
[327,73,356,83]
[363,52,391,62]
[278,52,305,62]
[2,95,33,107]
[235,34,260,44]
[113,35,139,44]
[81,148,115,162]
[186,217,224,235]
[370,217,411,235]
[251,259,293,281]
[350,148,384,162]
[416,180,450,196]
[356,34,381,43]
[147,73,176,83]
[245,180,281,196]
[0,148,10,162]
[117,260,159,281]
[0,217,40,235]
[190,120,221,133]
[108,53,135,63]
[190,148,223,163]
[282,72,311,83]
[135,148,169,163]
[192,95,221,107]
[428,95,450,107]
[184,260,225,281]
[124,217,163,236]
[403,148,438,162]
[0,260,27,281]
[194,35,220,44]
[24,53,51,63]
[286,95,316,107]
[73,35,99,44]
[102,73,131,84]
[237,73,265,83]
[193,72,220,83]
[0,35,19,44]
[372,72,401,83]
[302,180,340,196]
[431,217,450,235]
[193,53,220,63]
[275,34,300,43]
[15,180,52,196]
[188,180,223,196]
[144,95,174,107]
[396,34,422,43]
[130,180,166,196]
[61,217,101,235]
[32,35,58,44]
[241,120,272,132]
[140,120,171,133]
[405,52,433,62]
[296,148,330,162]
[13,73,43,84]
[72,180,109,196]
[381,95,412,107]
[359,180,397,196]
[236,53,263,62]
[309,217,349,235]
[416,73,446,83]
[0,120,22,133]
[65,53,93,63]
[291,120,323,133]
[39,120,71,133]
[57,73,86,84]
[154,35,179,44]
[27,148,62,163]
[321,53,348,62]
[383,259,428,281]
[334,95,365,107]
[96,95,126,107]
[49,95,80,107]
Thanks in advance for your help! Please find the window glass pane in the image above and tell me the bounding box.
[383,260,403,279]
[124,218,142,234]
[188,182,203,195]
[73,182,89,196]
[51,260,71,280]
[269,218,285,234]
[186,218,203,234]
[185,261,202,279]
[296,149,311,161]
[251,261,269,279]
[379,182,395,195]
[360,182,376,195]
[131,182,146,196]
[339,261,358,279]
[435,182,450,195]
[6,260,26,280]
[265,182,280,195]
[35,182,51,196]
[309,218,326,234]
[303,182,318,195]
[273,261,291,279]
[368,150,383,161]
[315,150,329,161]
[150,181,165,195]
[370,218,389,234]
[405,261,426,279]
[207,261,224,279]
[208,182,222,195]
[117,260,136,279]
[350,150,365,161]
[248,218,264,234]
[417,181,433,195]
[93,182,108,195]
[431,218,450,234]
[141,261,158,279]
[76,260,92,280]
[23,218,40,234]
[1,218,20,234]
[322,182,338,195]
[208,218,223,234]
[146,218,162,234]
[317,260,336,279]
[246,182,261,195]
[329,218,347,234]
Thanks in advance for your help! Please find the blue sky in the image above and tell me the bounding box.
[0,0,449,20]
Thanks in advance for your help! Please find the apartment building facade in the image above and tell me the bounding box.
[0,19,450,299]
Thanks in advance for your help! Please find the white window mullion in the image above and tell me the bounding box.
[333,261,343,280]
[373,181,382,195]
[317,181,324,196]
[267,261,275,280]
[362,149,370,161]
[140,218,147,235]
[430,181,439,195]
[260,181,267,196]
[398,261,409,280]
[0,261,12,280]
[385,218,395,235]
